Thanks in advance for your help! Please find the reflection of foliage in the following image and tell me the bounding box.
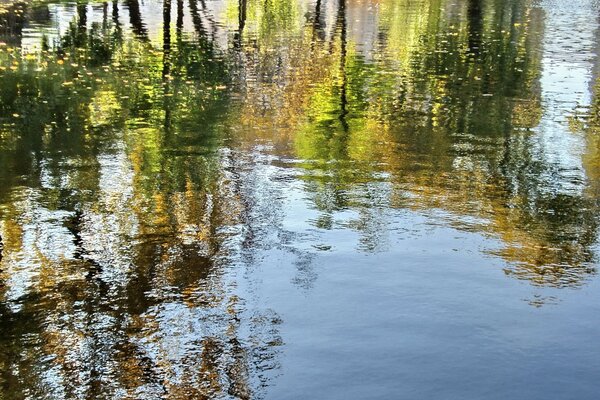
[583,79,600,198]
[228,0,597,287]
[225,0,302,46]
[0,3,284,398]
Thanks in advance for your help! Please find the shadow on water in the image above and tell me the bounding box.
[0,0,600,398]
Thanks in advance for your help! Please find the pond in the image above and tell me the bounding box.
[1,0,599,398]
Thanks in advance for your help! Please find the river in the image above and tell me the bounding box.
[0,0,599,398]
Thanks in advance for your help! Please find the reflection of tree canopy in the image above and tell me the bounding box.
[228,0,597,286]
[583,76,600,198]
[0,1,282,398]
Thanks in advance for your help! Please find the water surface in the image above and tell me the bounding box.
[1,0,600,398]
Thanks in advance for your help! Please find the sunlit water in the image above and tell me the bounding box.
[1,0,600,398]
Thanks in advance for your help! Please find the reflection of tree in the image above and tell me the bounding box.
[372,0,595,285]
[311,0,324,42]
[582,25,600,199]
[376,0,595,285]
[467,0,482,55]
[239,0,247,34]
[337,0,348,134]
[125,0,149,42]
[0,2,281,398]
[226,0,597,287]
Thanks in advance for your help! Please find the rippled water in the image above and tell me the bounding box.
[1,0,600,398]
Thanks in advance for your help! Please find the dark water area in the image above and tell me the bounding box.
[0,0,600,398]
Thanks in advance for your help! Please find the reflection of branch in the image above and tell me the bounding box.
[163,0,172,79]
[189,0,207,37]
[199,0,218,42]
[129,343,168,395]
[112,0,120,28]
[239,0,247,34]
[102,1,108,30]
[176,0,184,42]
[467,0,482,55]
[125,0,149,42]
[233,0,247,49]
[226,337,251,399]
[76,2,87,47]
[189,0,219,41]
[238,0,248,35]
[336,0,348,133]
[312,0,325,41]
[163,0,172,132]
[64,210,104,281]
